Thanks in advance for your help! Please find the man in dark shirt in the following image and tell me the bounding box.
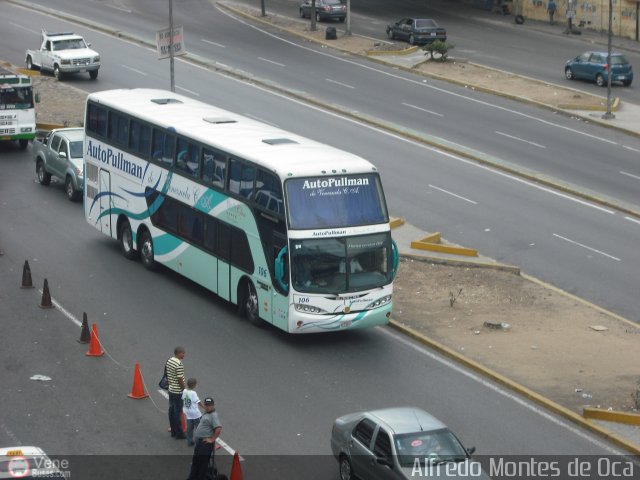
[166,346,186,439]
[187,397,223,480]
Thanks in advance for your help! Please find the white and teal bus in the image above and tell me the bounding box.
[83,89,397,333]
[0,66,36,149]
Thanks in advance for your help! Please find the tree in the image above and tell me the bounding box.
[422,40,454,62]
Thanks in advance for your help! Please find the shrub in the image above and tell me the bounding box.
[423,40,454,62]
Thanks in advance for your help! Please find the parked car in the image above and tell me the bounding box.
[331,407,490,480]
[33,127,84,201]
[565,51,633,87]
[386,18,447,45]
[299,0,346,22]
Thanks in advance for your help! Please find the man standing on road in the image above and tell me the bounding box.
[547,0,557,24]
[187,397,223,480]
[166,346,186,439]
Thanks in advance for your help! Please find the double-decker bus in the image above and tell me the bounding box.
[83,89,397,333]
[0,66,36,149]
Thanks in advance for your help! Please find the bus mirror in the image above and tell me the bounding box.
[275,245,289,293]
[391,239,399,279]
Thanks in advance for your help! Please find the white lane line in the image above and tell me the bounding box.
[620,170,640,181]
[402,102,444,117]
[258,57,286,67]
[120,64,147,76]
[157,389,242,459]
[428,184,478,204]
[380,328,626,455]
[103,3,132,13]
[622,145,640,153]
[202,39,226,48]
[325,78,355,89]
[40,292,83,327]
[552,233,621,261]
[176,85,200,96]
[10,22,40,35]
[496,131,546,149]
[625,216,640,225]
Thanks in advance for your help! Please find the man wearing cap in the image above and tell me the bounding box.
[187,397,222,480]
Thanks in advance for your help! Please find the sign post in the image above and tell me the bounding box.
[156,4,186,92]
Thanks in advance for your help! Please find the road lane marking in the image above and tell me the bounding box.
[325,78,355,89]
[402,102,444,117]
[120,64,147,76]
[622,145,640,153]
[428,184,477,204]
[202,39,226,48]
[380,328,627,455]
[43,293,82,327]
[495,131,546,149]
[10,22,40,35]
[625,216,640,225]
[552,233,621,261]
[177,85,200,96]
[258,57,286,67]
[620,170,640,181]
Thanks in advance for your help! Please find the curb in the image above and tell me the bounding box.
[583,407,640,425]
[366,46,419,56]
[388,319,640,455]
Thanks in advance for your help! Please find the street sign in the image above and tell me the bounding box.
[156,25,186,59]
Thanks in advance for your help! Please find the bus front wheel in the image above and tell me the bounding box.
[119,220,138,260]
[240,281,262,326]
[140,230,157,271]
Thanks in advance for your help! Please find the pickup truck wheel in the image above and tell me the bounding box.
[26,56,34,70]
[54,65,64,81]
[36,161,51,186]
[89,70,98,80]
[65,176,80,201]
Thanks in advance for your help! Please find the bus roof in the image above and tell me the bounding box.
[87,89,379,179]
[0,66,32,85]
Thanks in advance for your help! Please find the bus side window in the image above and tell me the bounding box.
[202,148,225,189]
[176,138,200,178]
[152,129,174,167]
[229,159,255,199]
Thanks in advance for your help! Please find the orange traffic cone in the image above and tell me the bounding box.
[39,278,53,309]
[128,363,149,399]
[229,452,243,480]
[85,323,104,357]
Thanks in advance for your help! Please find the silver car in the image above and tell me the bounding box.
[33,127,84,201]
[330,407,490,479]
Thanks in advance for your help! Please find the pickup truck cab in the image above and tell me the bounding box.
[34,127,84,201]
[26,30,100,80]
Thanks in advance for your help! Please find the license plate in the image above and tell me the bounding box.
[340,320,352,328]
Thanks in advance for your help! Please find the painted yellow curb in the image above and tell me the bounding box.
[557,96,620,112]
[389,217,405,229]
[583,407,640,425]
[410,232,478,257]
[366,46,419,56]
[36,122,66,131]
[389,320,640,455]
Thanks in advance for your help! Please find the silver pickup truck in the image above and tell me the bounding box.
[33,127,84,201]
[26,30,100,80]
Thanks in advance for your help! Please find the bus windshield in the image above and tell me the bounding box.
[291,232,392,294]
[285,173,388,230]
[0,86,34,110]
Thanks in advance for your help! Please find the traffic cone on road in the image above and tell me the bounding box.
[21,260,34,288]
[78,312,90,344]
[229,452,243,480]
[39,278,53,308]
[181,412,187,433]
[85,323,104,357]
[128,363,149,399]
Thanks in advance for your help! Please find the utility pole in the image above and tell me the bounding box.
[261,0,265,17]
[310,0,317,31]
[169,0,175,92]
[603,0,615,119]
[346,0,351,35]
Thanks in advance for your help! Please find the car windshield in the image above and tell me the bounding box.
[53,39,86,50]
[0,86,34,110]
[69,140,83,158]
[290,233,392,294]
[415,19,438,28]
[394,429,469,468]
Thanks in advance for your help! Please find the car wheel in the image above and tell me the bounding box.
[623,80,632,86]
[89,70,98,80]
[565,67,574,80]
[65,176,80,201]
[409,34,416,45]
[339,456,354,480]
[140,230,157,271]
[53,65,64,81]
[26,56,34,70]
[596,74,606,87]
[119,220,138,260]
[299,8,305,18]
[37,161,51,186]
[19,139,28,150]
[239,281,262,326]
[315,12,321,22]
[387,29,395,40]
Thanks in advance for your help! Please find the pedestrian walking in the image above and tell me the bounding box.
[547,0,557,24]
[182,378,204,446]
[166,346,186,439]
[187,397,223,480]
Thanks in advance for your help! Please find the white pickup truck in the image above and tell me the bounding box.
[26,30,100,80]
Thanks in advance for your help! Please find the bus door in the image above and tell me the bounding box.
[99,169,112,237]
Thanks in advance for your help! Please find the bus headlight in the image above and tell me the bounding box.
[294,304,326,314]
[20,127,33,133]
[366,295,392,309]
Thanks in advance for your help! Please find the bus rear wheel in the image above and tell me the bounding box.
[140,230,157,271]
[119,220,138,260]
[240,281,262,326]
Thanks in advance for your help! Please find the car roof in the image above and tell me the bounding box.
[52,128,84,141]
[367,407,447,435]
[583,51,625,57]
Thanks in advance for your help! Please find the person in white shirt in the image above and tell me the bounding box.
[182,378,204,446]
